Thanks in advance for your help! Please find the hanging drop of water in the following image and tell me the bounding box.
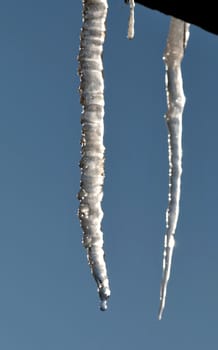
[100,299,108,311]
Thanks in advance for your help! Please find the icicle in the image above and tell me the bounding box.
[127,0,135,39]
[158,18,190,320]
[78,0,110,311]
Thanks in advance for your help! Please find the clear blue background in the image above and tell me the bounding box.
[0,1,218,348]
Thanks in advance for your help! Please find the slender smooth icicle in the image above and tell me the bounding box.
[78,0,110,311]
[158,18,190,320]
[127,0,135,39]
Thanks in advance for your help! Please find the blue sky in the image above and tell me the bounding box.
[0,0,218,349]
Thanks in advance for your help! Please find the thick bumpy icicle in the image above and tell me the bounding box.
[158,18,190,320]
[78,0,110,311]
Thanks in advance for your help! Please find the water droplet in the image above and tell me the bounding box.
[100,299,107,311]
